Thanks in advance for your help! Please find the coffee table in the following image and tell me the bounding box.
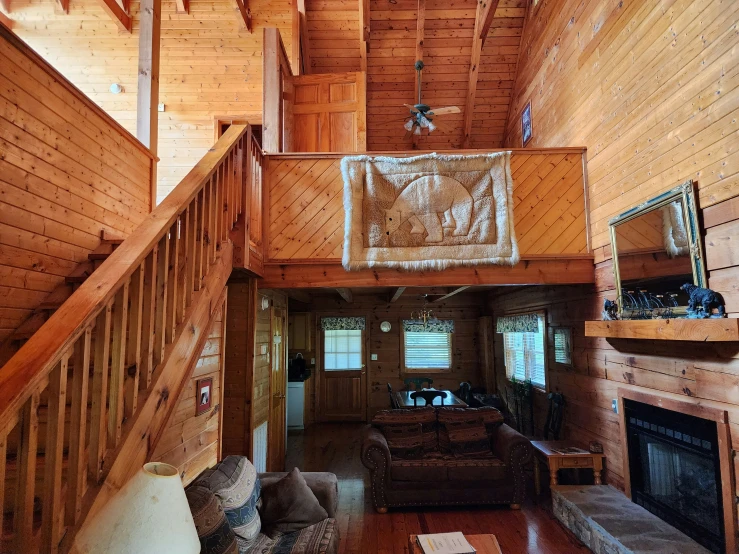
[409,534,502,554]
[531,440,605,495]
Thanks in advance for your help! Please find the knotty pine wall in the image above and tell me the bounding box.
[304,0,362,74]
[298,290,485,421]
[10,0,295,201]
[496,0,739,529]
[152,301,226,485]
[0,25,154,344]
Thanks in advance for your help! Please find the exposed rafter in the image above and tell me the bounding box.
[234,0,252,32]
[431,286,471,303]
[462,0,500,147]
[389,287,406,303]
[175,0,189,14]
[57,0,70,14]
[286,290,312,304]
[358,0,369,71]
[336,288,353,303]
[97,0,132,32]
[0,10,12,28]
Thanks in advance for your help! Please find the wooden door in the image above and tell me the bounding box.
[292,72,367,152]
[268,307,287,471]
[319,328,366,421]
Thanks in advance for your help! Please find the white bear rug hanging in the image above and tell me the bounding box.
[341,152,519,271]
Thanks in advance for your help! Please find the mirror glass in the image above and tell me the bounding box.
[613,200,695,318]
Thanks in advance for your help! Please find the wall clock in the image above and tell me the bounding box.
[380,321,392,332]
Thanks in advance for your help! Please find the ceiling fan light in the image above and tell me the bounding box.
[428,121,437,133]
[413,125,422,135]
[404,119,414,132]
[418,116,430,128]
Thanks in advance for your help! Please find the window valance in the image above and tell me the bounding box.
[496,313,540,334]
[402,319,455,333]
[320,317,366,331]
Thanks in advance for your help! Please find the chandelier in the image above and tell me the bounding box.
[410,295,435,328]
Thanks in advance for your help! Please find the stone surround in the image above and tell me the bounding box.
[552,485,713,554]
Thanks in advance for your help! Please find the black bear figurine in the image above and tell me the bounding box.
[680,283,726,318]
[602,299,619,320]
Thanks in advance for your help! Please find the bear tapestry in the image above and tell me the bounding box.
[341,152,519,271]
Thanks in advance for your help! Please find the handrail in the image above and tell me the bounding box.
[0,123,264,553]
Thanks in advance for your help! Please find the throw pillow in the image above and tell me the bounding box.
[372,406,438,453]
[259,467,329,534]
[185,486,238,554]
[445,419,491,458]
[437,407,504,453]
[195,456,261,552]
[379,423,424,459]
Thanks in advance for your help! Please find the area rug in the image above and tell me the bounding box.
[341,152,519,271]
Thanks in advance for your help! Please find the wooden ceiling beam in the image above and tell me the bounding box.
[234,0,252,32]
[462,0,500,148]
[286,290,312,304]
[0,11,12,28]
[336,288,353,303]
[57,0,70,14]
[97,0,132,32]
[175,0,189,14]
[358,0,370,71]
[431,286,471,303]
[389,287,406,303]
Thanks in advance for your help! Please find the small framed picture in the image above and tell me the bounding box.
[196,377,213,415]
[521,101,533,146]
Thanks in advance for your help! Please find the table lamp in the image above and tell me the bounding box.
[72,462,200,554]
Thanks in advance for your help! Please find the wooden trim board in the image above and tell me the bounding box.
[585,319,739,341]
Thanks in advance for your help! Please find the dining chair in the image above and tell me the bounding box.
[403,377,434,391]
[543,392,565,440]
[387,383,399,409]
[410,390,445,407]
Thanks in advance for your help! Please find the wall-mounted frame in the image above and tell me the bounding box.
[552,327,572,367]
[521,101,533,146]
[609,180,706,319]
[196,377,213,415]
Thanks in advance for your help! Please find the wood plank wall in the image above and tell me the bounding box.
[10,0,295,201]
[0,25,154,344]
[305,0,362,74]
[495,0,739,536]
[152,300,226,485]
[366,0,525,150]
[265,150,588,261]
[297,290,485,421]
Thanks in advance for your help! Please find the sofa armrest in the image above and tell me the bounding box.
[491,424,533,469]
[361,425,391,475]
[258,472,339,518]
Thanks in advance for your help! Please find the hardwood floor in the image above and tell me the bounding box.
[285,423,590,554]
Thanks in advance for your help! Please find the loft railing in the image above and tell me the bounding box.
[0,123,263,553]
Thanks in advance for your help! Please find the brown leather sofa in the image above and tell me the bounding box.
[361,407,533,513]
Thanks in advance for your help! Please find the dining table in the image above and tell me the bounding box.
[392,389,467,408]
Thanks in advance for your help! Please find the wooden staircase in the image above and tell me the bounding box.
[0,124,264,553]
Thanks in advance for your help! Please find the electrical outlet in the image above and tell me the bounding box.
[612,399,618,414]
[310,358,315,365]
[157,103,165,112]
[371,353,378,361]
[260,344,268,355]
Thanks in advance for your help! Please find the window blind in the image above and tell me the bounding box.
[404,332,452,370]
[503,314,545,388]
[324,329,362,371]
[554,328,572,365]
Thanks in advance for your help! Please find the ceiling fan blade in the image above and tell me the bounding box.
[430,119,453,133]
[373,118,410,128]
[403,103,419,113]
[428,106,461,116]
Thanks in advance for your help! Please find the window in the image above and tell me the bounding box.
[503,313,546,389]
[404,332,452,371]
[323,329,362,371]
[553,327,572,366]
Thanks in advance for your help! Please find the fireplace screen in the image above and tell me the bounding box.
[625,400,724,553]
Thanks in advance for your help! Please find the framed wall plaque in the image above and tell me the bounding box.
[196,377,213,415]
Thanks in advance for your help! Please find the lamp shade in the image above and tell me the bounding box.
[73,462,200,554]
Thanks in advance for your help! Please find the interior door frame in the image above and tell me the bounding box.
[267,305,288,471]
[315,314,370,422]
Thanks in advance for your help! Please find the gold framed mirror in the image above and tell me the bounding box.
[609,180,706,319]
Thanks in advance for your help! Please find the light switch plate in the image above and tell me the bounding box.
[310,358,315,365]
[157,103,165,112]
[371,353,378,361]
[612,399,618,414]
[260,344,268,355]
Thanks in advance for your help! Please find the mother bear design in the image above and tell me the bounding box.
[384,175,474,243]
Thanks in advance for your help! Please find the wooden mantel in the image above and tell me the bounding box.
[585,319,739,342]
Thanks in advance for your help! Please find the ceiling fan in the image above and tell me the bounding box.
[377,60,461,140]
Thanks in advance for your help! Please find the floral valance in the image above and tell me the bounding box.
[321,317,366,331]
[496,313,539,334]
[402,319,455,333]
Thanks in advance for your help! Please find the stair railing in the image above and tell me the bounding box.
[0,123,262,553]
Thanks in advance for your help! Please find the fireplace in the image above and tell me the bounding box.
[624,399,724,553]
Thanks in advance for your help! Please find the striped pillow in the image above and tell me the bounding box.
[381,423,424,460]
[437,407,503,454]
[196,456,262,552]
[185,486,238,554]
[372,407,438,453]
[445,419,491,458]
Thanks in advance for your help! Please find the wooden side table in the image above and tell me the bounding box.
[531,440,605,495]
[409,534,502,554]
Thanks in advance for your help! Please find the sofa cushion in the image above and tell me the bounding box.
[437,407,504,453]
[185,486,238,554]
[195,456,261,552]
[250,518,338,554]
[382,423,424,459]
[259,467,329,534]
[390,452,507,482]
[446,419,491,458]
[372,407,437,453]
